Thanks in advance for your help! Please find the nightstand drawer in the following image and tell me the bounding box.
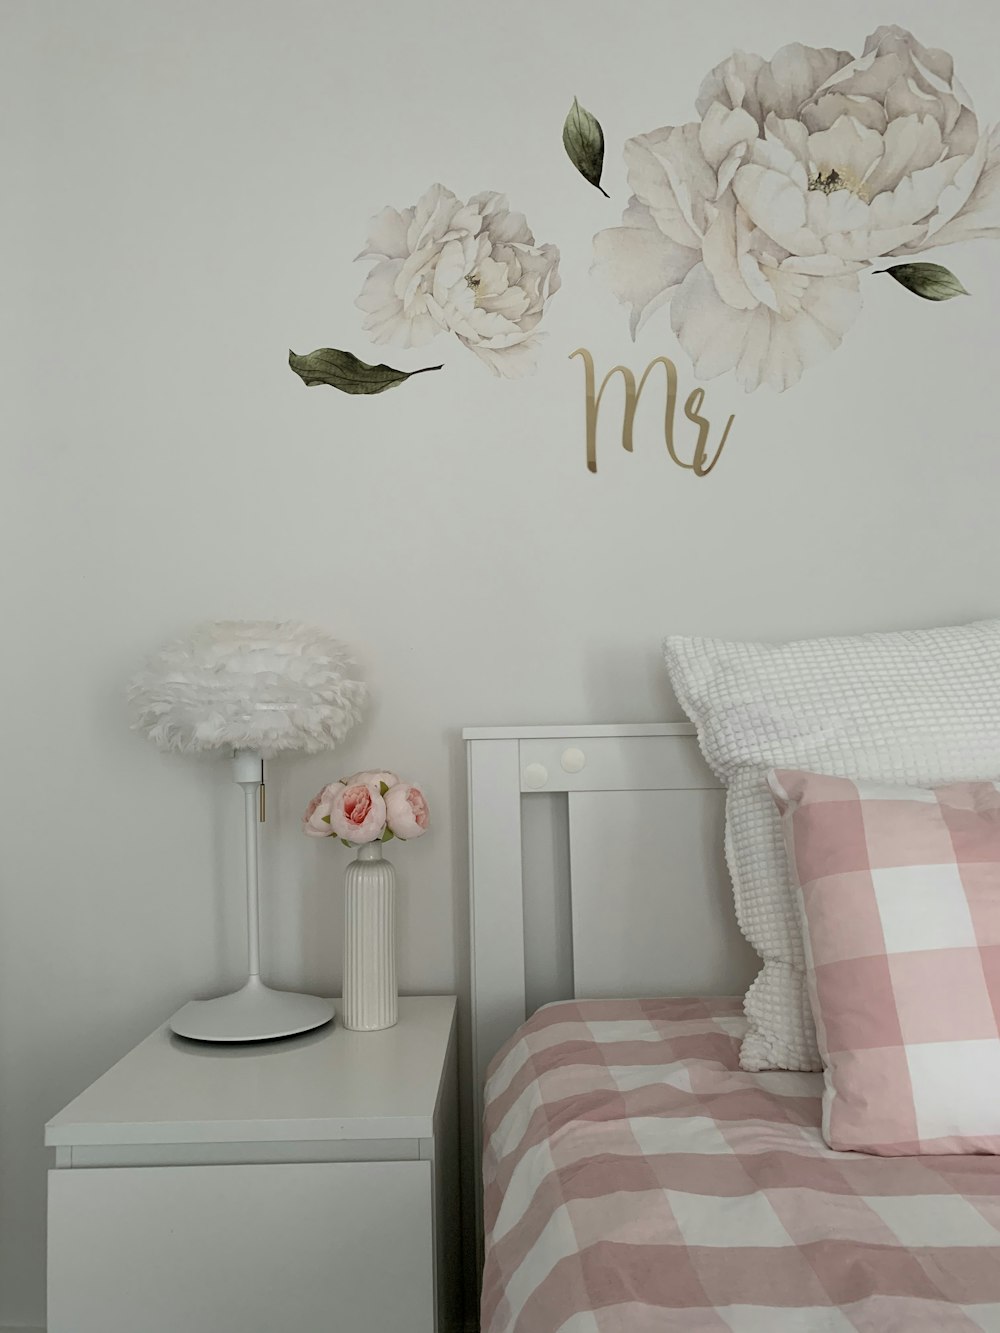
[48,1160,435,1333]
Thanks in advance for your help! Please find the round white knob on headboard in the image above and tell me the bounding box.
[561,747,586,773]
[522,762,548,789]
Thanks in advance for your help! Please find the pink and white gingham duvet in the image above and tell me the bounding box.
[482,997,1000,1333]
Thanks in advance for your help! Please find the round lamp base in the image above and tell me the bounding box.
[169,978,336,1042]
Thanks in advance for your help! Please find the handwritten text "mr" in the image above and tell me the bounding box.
[571,348,735,476]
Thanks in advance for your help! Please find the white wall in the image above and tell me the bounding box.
[4,0,1000,1324]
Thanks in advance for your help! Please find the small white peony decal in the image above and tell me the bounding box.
[356,183,561,378]
[593,25,1000,392]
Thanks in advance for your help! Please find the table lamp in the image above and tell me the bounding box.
[128,620,367,1041]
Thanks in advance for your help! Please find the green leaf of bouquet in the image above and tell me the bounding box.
[288,348,444,394]
[878,263,969,301]
[341,838,352,846]
[562,97,609,198]
[379,782,389,795]
[381,828,395,842]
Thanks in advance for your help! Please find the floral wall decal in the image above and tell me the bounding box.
[877,261,970,300]
[593,25,1000,392]
[288,349,443,394]
[563,98,610,197]
[355,183,561,378]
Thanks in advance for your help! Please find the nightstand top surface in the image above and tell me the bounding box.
[46,995,457,1147]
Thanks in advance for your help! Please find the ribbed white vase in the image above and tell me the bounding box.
[342,842,398,1031]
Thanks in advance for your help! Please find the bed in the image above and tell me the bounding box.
[482,997,1000,1332]
[465,726,1000,1332]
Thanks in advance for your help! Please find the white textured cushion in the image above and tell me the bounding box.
[664,619,1000,1071]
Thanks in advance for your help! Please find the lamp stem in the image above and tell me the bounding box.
[233,749,264,982]
[243,782,261,979]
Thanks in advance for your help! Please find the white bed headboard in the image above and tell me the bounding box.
[465,722,758,1136]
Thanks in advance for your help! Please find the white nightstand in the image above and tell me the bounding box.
[45,995,459,1333]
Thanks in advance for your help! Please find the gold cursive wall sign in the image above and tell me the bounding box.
[571,348,735,476]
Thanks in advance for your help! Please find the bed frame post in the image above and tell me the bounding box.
[466,735,525,1255]
[467,737,526,1112]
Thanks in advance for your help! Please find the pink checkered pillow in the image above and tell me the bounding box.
[768,769,1000,1156]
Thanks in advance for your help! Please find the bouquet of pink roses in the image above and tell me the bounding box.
[302,770,429,846]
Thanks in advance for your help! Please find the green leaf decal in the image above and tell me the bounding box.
[288,348,443,394]
[877,263,970,301]
[563,97,609,198]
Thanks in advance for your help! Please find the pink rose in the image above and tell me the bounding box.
[342,769,399,792]
[384,783,429,840]
[328,782,387,844]
[302,783,343,838]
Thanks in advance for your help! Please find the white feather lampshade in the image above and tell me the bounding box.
[128,620,367,1042]
[127,620,367,757]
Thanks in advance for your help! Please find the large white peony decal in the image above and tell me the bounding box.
[593,26,1000,392]
[355,184,561,379]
